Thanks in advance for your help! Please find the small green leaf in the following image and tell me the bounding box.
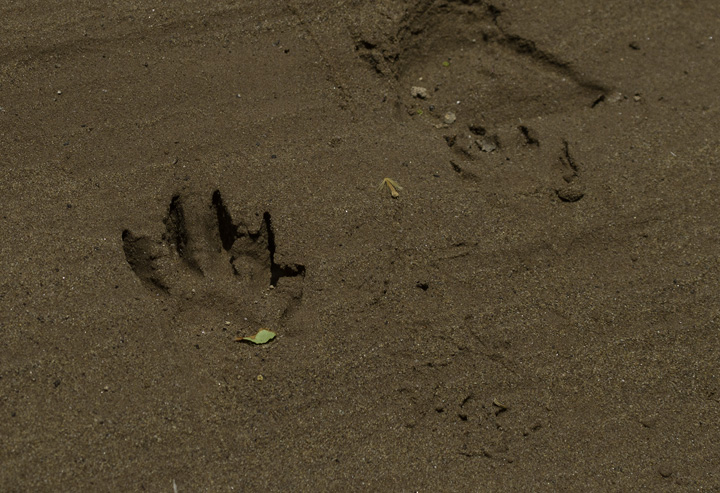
[442,61,450,67]
[236,329,276,344]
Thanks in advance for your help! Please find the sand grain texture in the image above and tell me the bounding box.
[1,0,719,490]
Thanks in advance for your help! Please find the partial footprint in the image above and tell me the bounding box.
[355,1,607,202]
[122,190,305,327]
[356,0,607,124]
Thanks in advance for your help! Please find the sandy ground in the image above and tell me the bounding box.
[2,0,719,490]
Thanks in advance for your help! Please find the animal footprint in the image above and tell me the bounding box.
[122,190,305,327]
[354,1,608,200]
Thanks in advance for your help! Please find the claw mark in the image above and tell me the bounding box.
[162,195,201,273]
[519,125,539,146]
[561,140,578,175]
[212,190,238,251]
[264,212,306,287]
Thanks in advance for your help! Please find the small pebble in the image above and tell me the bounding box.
[658,464,673,478]
[607,92,624,104]
[411,86,429,99]
[444,112,456,124]
[557,184,584,202]
[478,136,497,153]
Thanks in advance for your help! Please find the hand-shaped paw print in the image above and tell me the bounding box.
[122,190,305,327]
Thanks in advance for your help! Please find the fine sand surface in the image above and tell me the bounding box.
[2,1,719,490]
